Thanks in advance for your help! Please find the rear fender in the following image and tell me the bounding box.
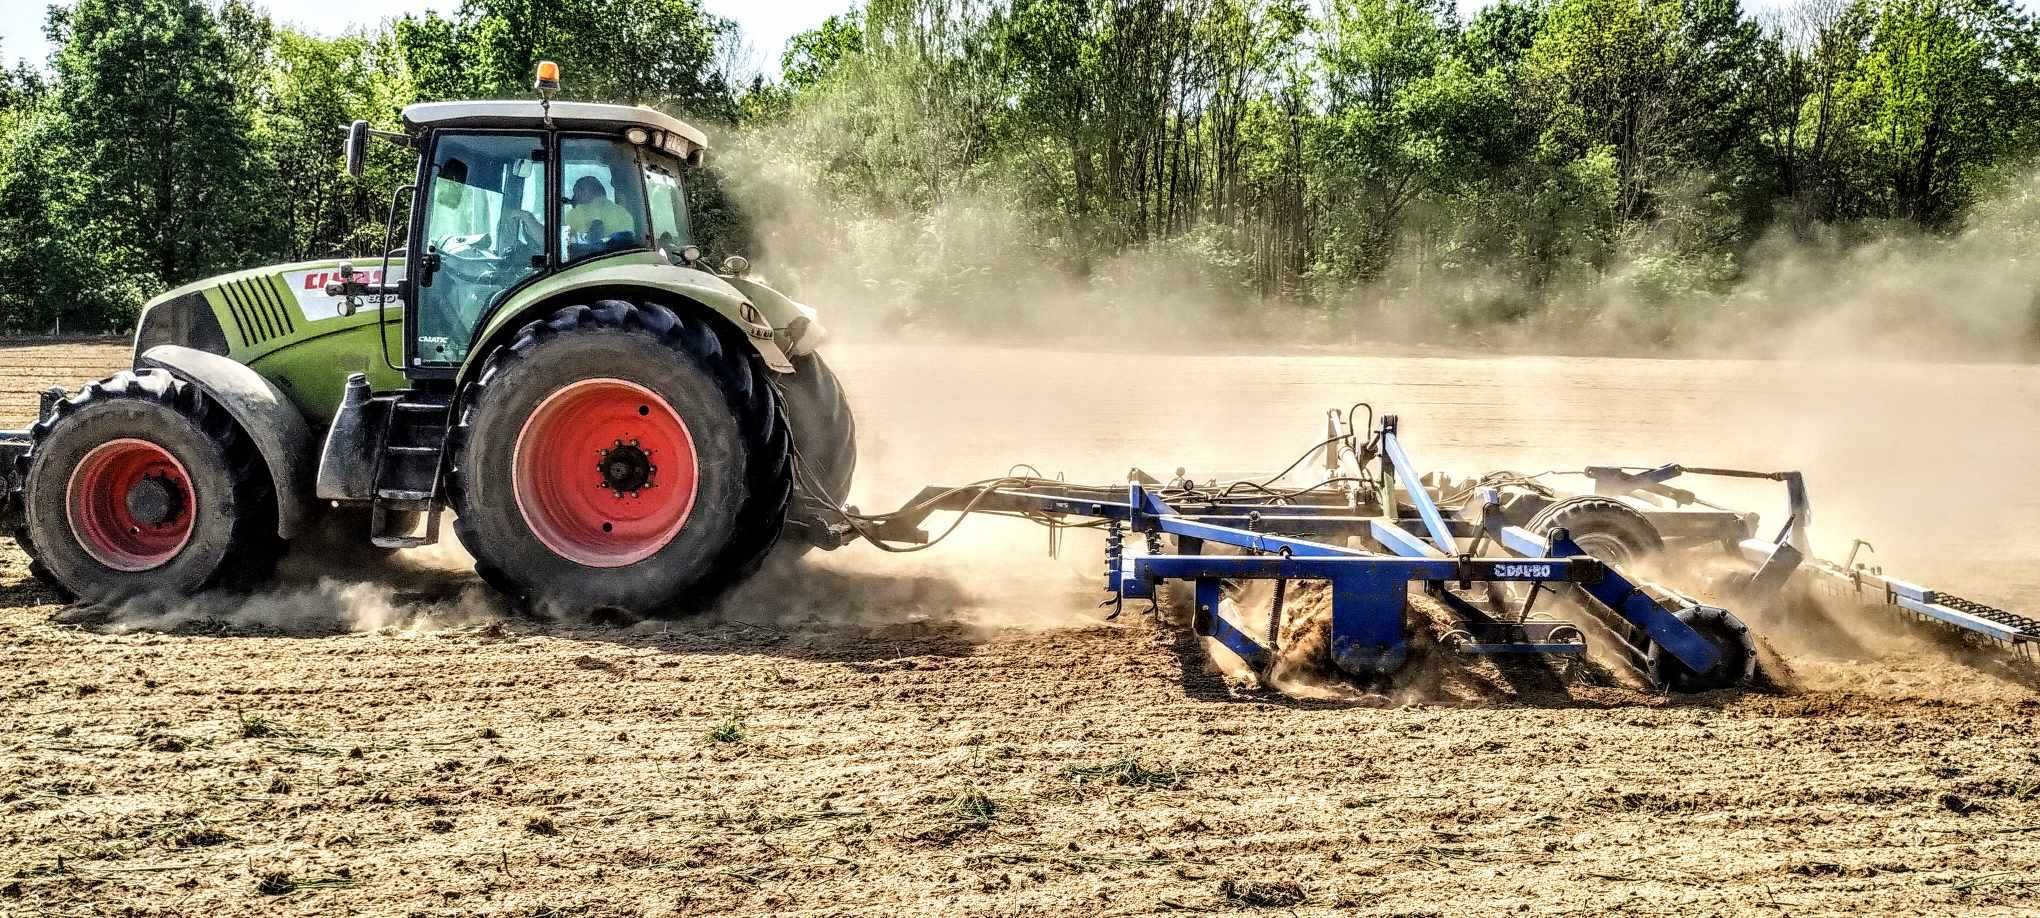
[138,345,316,539]
[462,257,793,388]
[722,275,826,357]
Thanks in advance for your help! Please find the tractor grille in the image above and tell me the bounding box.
[217,277,297,348]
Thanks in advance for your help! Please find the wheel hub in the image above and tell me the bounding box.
[124,473,185,526]
[511,378,700,568]
[66,438,196,572]
[598,441,655,495]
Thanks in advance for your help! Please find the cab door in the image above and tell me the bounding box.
[407,131,551,374]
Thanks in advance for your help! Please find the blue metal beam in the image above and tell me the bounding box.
[1493,523,1552,559]
[1152,515,1370,558]
[1368,519,1447,559]
[1544,530,1723,674]
[1133,554,1598,583]
[1377,424,1457,554]
[1892,594,2028,644]
[1193,579,1271,669]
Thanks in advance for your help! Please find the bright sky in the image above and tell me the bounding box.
[0,0,849,73]
[10,0,1999,76]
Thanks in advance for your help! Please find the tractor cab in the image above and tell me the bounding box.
[340,66,709,375]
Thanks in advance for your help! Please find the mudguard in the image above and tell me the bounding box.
[138,345,316,539]
[466,254,797,386]
[723,275,827,357]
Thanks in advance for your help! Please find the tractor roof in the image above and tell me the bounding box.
[400,100,709,155]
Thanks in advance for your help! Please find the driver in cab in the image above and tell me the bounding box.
[566,176,634,244]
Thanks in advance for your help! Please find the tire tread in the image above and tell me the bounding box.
[448,300,793,611]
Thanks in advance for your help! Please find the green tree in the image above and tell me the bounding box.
[398,0,740,115]
[783,10,867,91]
[0,105,147,332]
[1853,0,2039,224]
[258,29,417,260]
[49,0,278,298]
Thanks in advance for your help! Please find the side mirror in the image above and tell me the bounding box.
[343,120,369,177]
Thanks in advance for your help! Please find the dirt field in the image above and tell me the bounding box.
[3,338,2039,916]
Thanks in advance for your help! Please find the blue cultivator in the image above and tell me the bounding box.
[810,404,2037,693]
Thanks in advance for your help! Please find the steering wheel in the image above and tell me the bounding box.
[435,236,497,283]
[501,210,544,266]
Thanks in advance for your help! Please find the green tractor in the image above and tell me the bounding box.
[0,67,857,613]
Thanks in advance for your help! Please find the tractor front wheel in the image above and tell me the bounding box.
[449,301,791,614]
[20,369,281,601]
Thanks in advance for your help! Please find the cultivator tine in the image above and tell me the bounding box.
[1797,558,2040,652]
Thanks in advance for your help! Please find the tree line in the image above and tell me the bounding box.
[3,0,2038,346]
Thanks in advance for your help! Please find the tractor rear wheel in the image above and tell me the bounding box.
[19,369,282,602]
[448,300,791,614]
[776,351,856,554]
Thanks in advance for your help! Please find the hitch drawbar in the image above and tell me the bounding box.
[852,411,1757,692]
[0,428,26,530]
[0,388,58,532]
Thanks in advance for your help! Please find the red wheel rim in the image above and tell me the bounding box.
[512,378,699,567]
[66,438,196,572]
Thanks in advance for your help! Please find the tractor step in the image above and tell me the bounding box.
[362,389,453,549]
[371,533,432,549]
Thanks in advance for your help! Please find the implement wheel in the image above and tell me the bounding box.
[449,300,791,614]
[19,369,281,601]
[1646,606,1758,693]
[1526,496,1662,565]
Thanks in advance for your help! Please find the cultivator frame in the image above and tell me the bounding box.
[1579,462,2039,658]
[837,406,2038,691]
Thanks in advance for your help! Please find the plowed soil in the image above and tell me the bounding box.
[2,338,2037,917]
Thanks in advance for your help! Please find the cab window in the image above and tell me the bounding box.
[559,137,648,264]
[643,151,691,259]
[414,132,547,368]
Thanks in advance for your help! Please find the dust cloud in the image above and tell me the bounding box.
[77,518,506,636]
[91,578,504,636]
[723,115,2040,364]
